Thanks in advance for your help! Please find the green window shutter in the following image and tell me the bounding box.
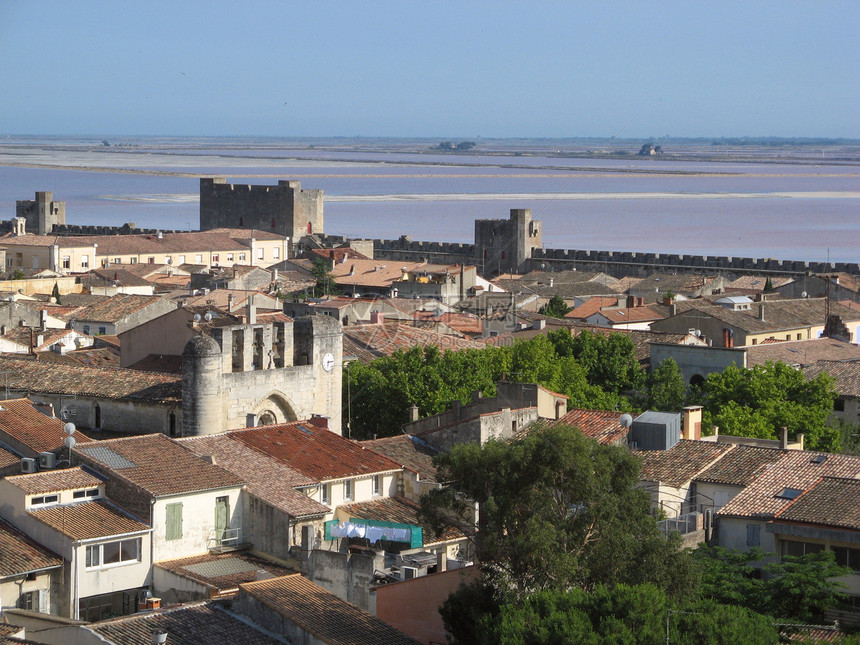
[166,502,183,540]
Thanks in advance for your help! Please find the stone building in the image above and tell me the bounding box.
[16,192,65,236]
[199,178,324,245]
[182,314,343,436]
[474,208,542,275]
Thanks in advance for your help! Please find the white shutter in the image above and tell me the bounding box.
[38,588,48,613]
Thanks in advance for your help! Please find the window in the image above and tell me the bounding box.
[834,398,845,412]
[166,502,183,540]
[195,254,203,263]
[321,483,330,504]
[238,252,246,262]
[781,540,824,559]
[343,479,354,501]
[62,256,71,269]
[18,590,40,610]
[81,255,89,269]
[178,255,185,264]
[372,475,381,496]
[129,257,137,264]
[212,254,219,263]
[165,256,171,264]
[147,257,155,264]
[227,254,234,262]
[273,247,280,259]
[31,495,58,507]
[86,545,100,568]
[83,325,90,335]
[751,338,757,345]
[73,488,100,499]
[113,258,121,265]
[98,326,106,336]
[833,547,860,572]
[257,248,264,259]
[101,538,140,566]
[746,524,760,547]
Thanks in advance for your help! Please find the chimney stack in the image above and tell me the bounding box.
[780,426,789,449]
[409,405,420,422]
[681,406,703,440]
[758,303,765,321]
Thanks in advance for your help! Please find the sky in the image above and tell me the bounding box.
[1,1,858,139]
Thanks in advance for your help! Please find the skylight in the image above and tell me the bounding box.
[776,487,803,500]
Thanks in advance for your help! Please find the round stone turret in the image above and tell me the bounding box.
[182,334,223,436]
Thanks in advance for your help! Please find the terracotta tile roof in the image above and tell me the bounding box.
[76,434,245,497]
[183,289,280,311]
[228,421,403,481]
[1,327,79,351]
[774,476,860,530]
[718,450,860,520]
[6,467,103,494]
[672,299,860,335]
[590,306,665,324]
[694,445,785,486]
[179,433,330,518]
[10,347,121,368]
[0,356,181,403]
[552,408,628,444]
[0,445,18,469]
[803,360,860,397]
[637,440,735,488]
[128,354,183,374]
[332,259,425,289]
[362,435,440,483]
[154,552,297,595]
[339,495,463,545]
[0,518,63,578]
[89,600,286,645]
[411,312,483,335]
[725,275,793,292]
[0,398,94,453]
[343,322,488,363]
[307,247,370,262]
[84,268,154,288]
[72,294,165,324]
[564,296,620,320]
[747,338,860,367]
[29,499,149,540]
[239,574,422,645]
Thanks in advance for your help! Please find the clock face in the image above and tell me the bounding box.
[322,352,335,372]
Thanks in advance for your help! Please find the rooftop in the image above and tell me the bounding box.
[0,397,94,453]
[69,294,164,323]
[637,440,735,488]
[694,445,785,487]
[551,408,628,445]
[0,356,180,403]
[5,467,103,495]
[343,322,488,363]
[227,420,403,481]
[0,517,63,578]
[718,450,860,520]
[155,552,297,596]
[29,498,149,540]
[362,435,440,483]
[339,495,463,545]
[746,338,860,366]
[179,433,330,518]
[803,360,860,397]
[773,476,860,531]
[88,600,286,645]
[239,574,421,645]
[76,433,245,497]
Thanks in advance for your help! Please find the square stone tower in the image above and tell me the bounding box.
[16,192,66,235]
[474,208,542,276]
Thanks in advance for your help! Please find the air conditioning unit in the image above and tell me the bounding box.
[21,458,37,474]
[401,566,419,580]
[38,452,57,469]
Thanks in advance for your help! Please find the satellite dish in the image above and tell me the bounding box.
[64,436,76,450]
[801,291,808,298]
[204,312,213,322]
[193,313,201,322]
[619,414,634,428]
[64,422,76,435]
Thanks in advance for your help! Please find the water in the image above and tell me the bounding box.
[0,137,857,264]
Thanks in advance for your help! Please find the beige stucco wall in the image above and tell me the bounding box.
[151,488,244,561]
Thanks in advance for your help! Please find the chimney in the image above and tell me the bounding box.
[533,319,546,331]
[663,295,674,306]
[626,295,635,308]
[40,309,48,330]
[246,413,258,428]
[200,455,217,465]
[370,311,384,325]
[13,217,26,236]
[711,425,719,438]
[34,402,55,418]
[409,405,420,422]
[669,303,677,316]
[681,406,702,441]
[156,231,163,240]
[246,295,256,325]
[348,264,355,277]
[758,303,765,321]
[549,277,554,288]
[780,426,789,449]
[437,551,448,573]
[227,293,235,312]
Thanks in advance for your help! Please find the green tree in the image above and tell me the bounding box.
[555,329,646,396]
[538,295,571,318]
[311,258,340,297]
[647,357,686,411]
[51,282,62,304]
[699,362,838,451]
[420,424,697,602]
[11,269,25,281]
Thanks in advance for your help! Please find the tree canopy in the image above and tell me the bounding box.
[538,295,571,318]
[697,361,838,451]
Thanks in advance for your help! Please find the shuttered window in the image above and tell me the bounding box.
[166,502,183,541]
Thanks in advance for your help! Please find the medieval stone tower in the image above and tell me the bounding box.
[199,178,324,245]
[181,314,342,436]
[474,208,542,275]
[16,192,66,235]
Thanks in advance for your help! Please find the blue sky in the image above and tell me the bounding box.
[1,1,857,138]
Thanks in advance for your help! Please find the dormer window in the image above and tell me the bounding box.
[30,494,59,507]
[73,488,100,500]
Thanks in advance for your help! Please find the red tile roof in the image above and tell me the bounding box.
[89,600,286,645]
[552,408,628,445]
[0,398,94,453]
[362,435,440,483]
[0,518,63,578]
[6,467,103,494]
[718,450,860,520]
[637,440,735,488]
[772,476,860,530]
[29,499,149,540]
[73,294,165,324]
[0,356,180,403]
[694,445,785,487]
[179,433,330,518]
[343,322,488,363]
[564,296,620,320]
[227,421,403,481]
[239,574,421,645]
[75,434,245,497]
[0,445,17,469]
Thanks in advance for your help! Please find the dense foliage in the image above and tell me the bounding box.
[697,361,838,451]
[538,294,571,318]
